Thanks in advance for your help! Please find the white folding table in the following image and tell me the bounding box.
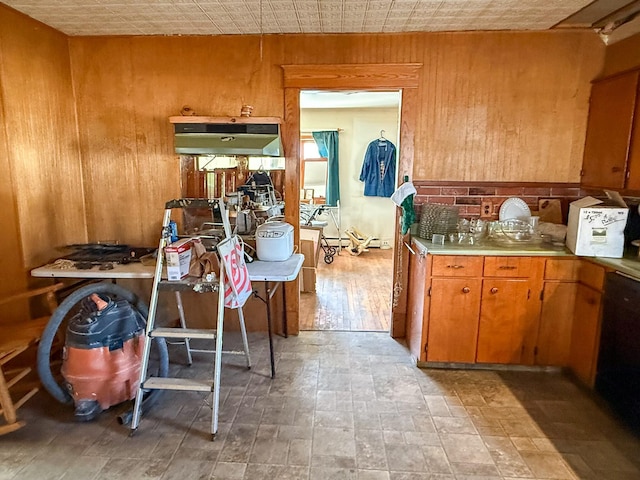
[32,253,304,377]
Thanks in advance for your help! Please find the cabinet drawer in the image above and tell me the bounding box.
[483,256,537,277]
[579,261,606,291]
[545,258,580,281]
[431,256,483,277]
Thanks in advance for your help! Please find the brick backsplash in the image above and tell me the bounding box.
[413,181,584,223]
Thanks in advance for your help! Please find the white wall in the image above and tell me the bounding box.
[301,106,400,245]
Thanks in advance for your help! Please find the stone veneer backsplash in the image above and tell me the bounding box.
[413,181,585,223]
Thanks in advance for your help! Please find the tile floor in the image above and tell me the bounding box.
[2,331,640,480]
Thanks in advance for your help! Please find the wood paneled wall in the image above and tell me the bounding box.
[0,5,85,283]
[602,33,640,77]
[0,4,608,323]
[68,32,604,249]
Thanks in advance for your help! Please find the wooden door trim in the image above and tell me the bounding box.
[282,64,422,89]
[282,63,422,337]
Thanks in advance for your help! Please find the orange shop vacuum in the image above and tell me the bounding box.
[37,283,168,423]
[60,293,145,420]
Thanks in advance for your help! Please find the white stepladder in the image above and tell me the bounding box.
[129,198,252,440]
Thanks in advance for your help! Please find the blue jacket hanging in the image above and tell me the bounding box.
[359,138,396,197]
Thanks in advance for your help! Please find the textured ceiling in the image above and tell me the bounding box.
[1,0,600,36]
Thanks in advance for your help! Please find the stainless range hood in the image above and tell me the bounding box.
[170,116,282,157]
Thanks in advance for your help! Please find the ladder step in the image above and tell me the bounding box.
[151,327,216,340]
[143,377,212,392]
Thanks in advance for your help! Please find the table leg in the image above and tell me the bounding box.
[282,282,288,338]
[265,281,275,378]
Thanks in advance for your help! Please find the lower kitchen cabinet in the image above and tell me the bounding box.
[476,277,534,364]
[427,277,481,362]
[406,242,430,363]
[536,258,580,366]
[569,262,606,387]
[424,255,543,365]
[537,281,577,365]
[408,251,611,375]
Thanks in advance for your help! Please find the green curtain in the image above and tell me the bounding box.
[312,131,340,207]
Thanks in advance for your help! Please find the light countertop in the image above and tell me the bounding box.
[411,235,640,279]
[411,236,572,257]
[587,255,640,280]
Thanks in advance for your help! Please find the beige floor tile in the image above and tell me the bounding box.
[4,331,640,480]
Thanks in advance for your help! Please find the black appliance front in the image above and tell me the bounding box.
[596,272,640,434]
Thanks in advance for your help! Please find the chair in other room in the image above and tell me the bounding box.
[0,283,63,435]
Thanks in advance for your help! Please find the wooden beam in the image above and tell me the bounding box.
[282,64,422,89]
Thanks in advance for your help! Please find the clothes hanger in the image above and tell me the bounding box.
[378,129,386,141]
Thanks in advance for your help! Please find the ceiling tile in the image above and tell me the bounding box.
[0,0,602,36]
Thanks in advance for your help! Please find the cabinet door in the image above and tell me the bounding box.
[476,278,532,364]
[406,249,430,363]
[627,91,640,191]
[427,277,481,363]
[537,281,577,366]
[544,258,580,281]
[569,284,603,387]
[581,71,640,189]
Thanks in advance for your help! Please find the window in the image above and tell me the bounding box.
[300,136,327,202]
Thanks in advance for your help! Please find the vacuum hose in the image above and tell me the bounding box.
[37,282,169,420]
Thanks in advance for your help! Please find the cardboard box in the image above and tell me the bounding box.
[299,266,317,293]
[565,192,629,258]
[300,226,322,268]
[165,238,192,280]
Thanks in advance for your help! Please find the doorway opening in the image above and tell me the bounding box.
[298,90,402,332]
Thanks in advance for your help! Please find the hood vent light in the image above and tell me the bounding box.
[170,116,282,157]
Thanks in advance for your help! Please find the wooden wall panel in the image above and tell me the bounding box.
[0,5,85,274]
[0,26,27,302]
[68,30,604,247]
[602,33,640,78]
[414,33,603,182]
[68,38,142,244]
[0,9,609,329]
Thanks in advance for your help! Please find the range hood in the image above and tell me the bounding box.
[170,116,282,157]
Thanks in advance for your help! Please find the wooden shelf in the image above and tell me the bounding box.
[169,116,282,124]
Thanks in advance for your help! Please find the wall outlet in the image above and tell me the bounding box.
[481,200,493,218]
[380,239,391,249]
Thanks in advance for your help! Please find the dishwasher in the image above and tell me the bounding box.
[596,271,640,433]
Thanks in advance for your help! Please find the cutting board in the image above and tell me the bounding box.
[538,199,563,224]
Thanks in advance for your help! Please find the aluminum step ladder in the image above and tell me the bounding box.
[129,198,251,440]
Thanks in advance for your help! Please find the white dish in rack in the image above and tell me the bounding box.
[499,197,531,221]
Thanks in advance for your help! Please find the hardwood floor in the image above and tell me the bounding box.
[299,247,394,331]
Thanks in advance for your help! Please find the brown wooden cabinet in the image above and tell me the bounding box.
[428,277,482,362]
[581,70,640,191]
[476,278,533,364]
[405,243,430,363]
[569,261,606,387]
[476,257,544,365]
[536,258,580,366]
[404,249,618,383]
[424,255,545,365]
[426,256,483,363]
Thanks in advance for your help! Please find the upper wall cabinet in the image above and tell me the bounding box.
[581,70,640,191]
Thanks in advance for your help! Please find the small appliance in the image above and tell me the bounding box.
[255,221,294,261]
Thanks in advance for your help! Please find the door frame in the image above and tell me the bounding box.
[281,63,422,337]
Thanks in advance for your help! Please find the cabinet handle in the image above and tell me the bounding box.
[447,265,464,269]
[462,287,470,293]
[498,266,517,270]
[490,287,499,294]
